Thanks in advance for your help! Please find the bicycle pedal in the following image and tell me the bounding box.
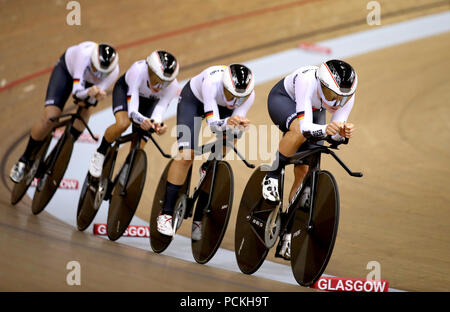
[274,237,291,261]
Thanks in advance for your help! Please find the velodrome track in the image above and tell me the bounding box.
[0,0,449,292]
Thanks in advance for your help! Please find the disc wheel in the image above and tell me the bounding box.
[76,152,114,231]
[191,161,233,264]
[290,170,339,287]
[149,159,191,253]
[106,150,147,241]
[234,165,274,274]
[31,134,74,215]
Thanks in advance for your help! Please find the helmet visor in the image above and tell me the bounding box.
[320,83,352,108]
[90,62,110,79]
[223,87,250,106]
[149,68,171,90]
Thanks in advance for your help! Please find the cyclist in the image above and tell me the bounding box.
[157,64,255,240]
[88,50,179,178]
[10,41,119,183]
[262,59,358,259]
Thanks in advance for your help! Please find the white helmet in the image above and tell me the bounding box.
[223,64,254,97]
[317,59,357,96]
[90,43,119,74]
[146,50,179,82]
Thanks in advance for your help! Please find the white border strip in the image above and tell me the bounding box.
[30,12,450,292]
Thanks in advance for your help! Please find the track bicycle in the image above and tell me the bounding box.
[150,130,254,264]
[19,105,98,214]
[234,136,362,286]
[77,123,171,241]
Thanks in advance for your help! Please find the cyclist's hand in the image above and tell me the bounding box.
[95,90,107,101]
[155,122,167,135]
[88,86,100,98]
[227,116,250,128]
[326,121,343,136]
[140,118,154,131]
[340,122,354,138]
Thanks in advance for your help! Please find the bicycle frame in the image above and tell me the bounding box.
[184,132,255,219]
[278,140,363,236]
[45,106,98,176]
[107,126,171,197]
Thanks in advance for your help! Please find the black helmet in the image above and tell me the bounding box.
[91,43,119,74]
[146,50,179,82]
[317,59,357,96]
[222,64,254,97]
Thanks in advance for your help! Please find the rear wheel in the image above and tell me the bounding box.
[10,135,51,205]
[77,151,114,231]
[290,170,339,287]
[191,161,233,264]
[149,159,191,253]
[234,165,274,274]
[106,150,147,241]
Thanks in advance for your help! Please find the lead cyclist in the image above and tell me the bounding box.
[262,59,358,259]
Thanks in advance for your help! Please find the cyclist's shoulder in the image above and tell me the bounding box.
[204,65,227,79]
[125,60,147,80]
[128,60,147,72]
[290,65,318,80]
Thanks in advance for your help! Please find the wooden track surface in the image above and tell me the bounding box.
[0,0,449,291]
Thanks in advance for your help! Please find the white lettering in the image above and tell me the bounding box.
[345,279,353,291]
[66,1,81,26]
[354,280,363,292]
[66,260,81,286]
[366,260,381,280]
[317,278,328,290]
[97,224,107,235]
[373,281,387,292]
[335,279,344,291]
[364,281,374,292]
[366,1,381,26]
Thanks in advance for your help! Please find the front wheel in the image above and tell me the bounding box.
[106,150,147,241]
[191,161,234,264]
[31,133,74,215]
[76,174,108,231]
[290,170,339,287]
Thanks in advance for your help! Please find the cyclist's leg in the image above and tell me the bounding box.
[11,54,71,182]
[287,109,325,202]
[160,81,201,216]
[89,111,130,177]
[289,164,308,202]
[89,76,129,177]
[34,53,73,141]
[100,75,130,152]
[262,79,306,201]
[104,111,131,143]
[268,80,306,176]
